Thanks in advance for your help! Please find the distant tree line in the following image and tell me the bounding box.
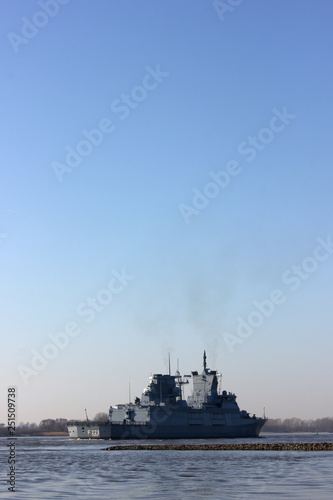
[0,418,68,436]
[264,417,333,433]
[0,413,108,436]
[1,416,332,436]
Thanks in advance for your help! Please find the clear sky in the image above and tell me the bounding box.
[1,0,333,425]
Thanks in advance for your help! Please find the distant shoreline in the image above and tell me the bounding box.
[4,431,69,437]
[261,431,332,434]
[2,431,331,437]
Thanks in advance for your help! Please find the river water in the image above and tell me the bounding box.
[1,434,333,499]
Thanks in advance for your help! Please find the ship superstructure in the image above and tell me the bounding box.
[67,352,267,439]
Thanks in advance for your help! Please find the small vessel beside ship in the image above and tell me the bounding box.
[67,352,267,439]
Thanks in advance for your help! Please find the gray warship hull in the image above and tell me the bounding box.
[68,352,267,440]
[68,418,266,440]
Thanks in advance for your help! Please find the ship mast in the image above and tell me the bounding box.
[175,358,189,400]
[203,350,207,371]
[129,378,131,403]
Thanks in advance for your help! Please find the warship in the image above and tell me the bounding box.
[67,352,267,439]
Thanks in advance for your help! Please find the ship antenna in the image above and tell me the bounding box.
[203,350,207,371]
[129,377,131,403]
[85,408,89,425]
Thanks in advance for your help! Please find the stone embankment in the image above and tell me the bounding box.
[103,443,333,452]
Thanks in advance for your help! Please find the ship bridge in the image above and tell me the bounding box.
[140,374,181,405]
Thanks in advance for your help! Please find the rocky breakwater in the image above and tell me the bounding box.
[103,443,333,452]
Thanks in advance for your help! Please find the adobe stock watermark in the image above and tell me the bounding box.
[17,268,134,385]
[51,65,170,182]
[73,476,95,498]
[223,236,333,353]
[7,387,17,493]
[213,0,244,22]
[120,405,173,440]
[8,0,71,54]
[179,106,295,224]
[0,233,8,244]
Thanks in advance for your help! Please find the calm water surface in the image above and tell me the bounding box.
[1,434,333,499]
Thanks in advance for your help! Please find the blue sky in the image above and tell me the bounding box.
[1,0,333,424]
